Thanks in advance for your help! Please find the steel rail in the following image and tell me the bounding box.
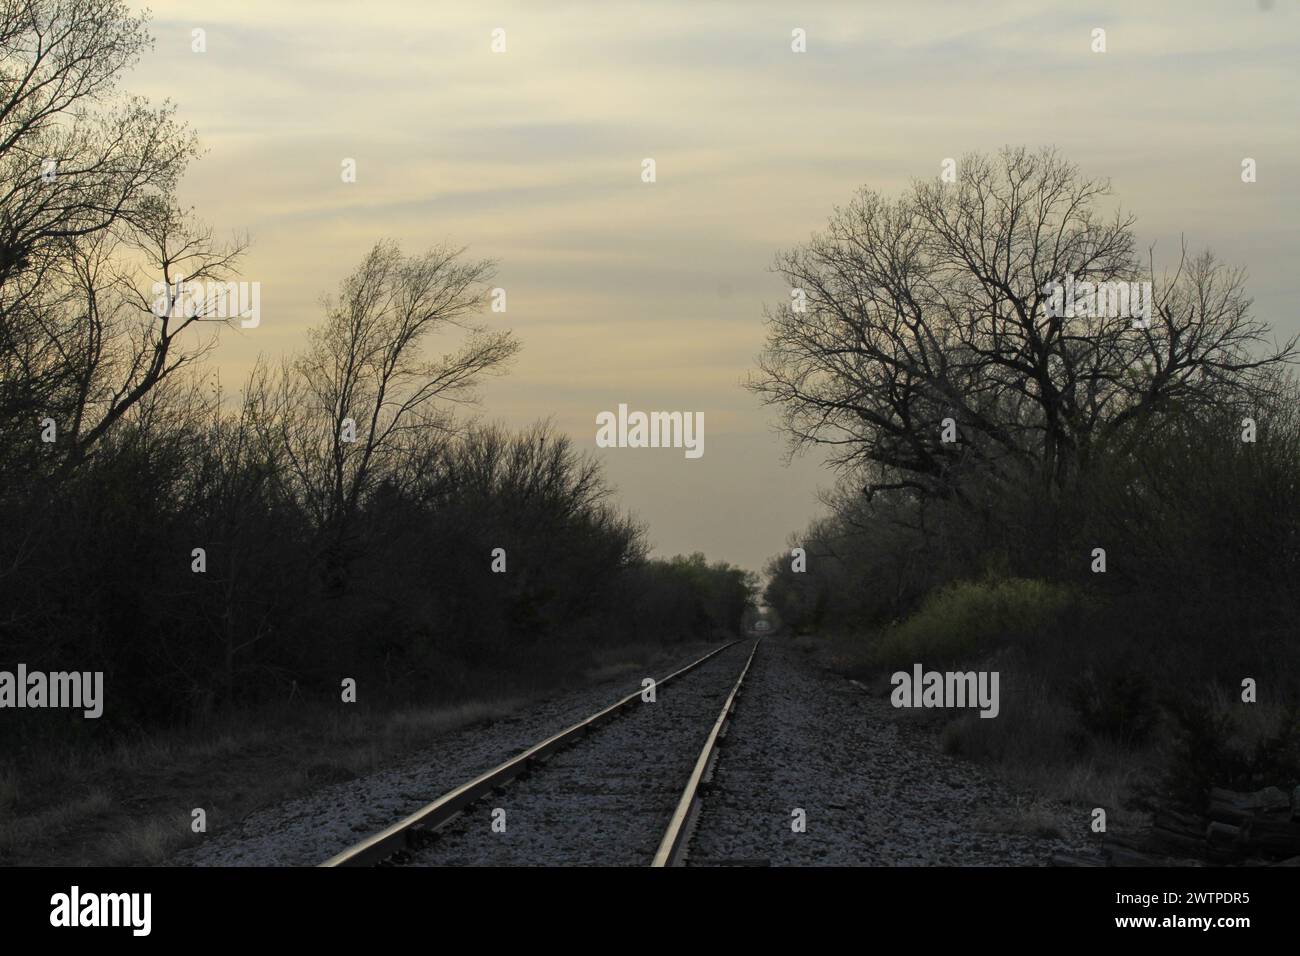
[320,639,740,867]
[651,637,761,867]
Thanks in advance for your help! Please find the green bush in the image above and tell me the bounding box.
[870,577,1079,668]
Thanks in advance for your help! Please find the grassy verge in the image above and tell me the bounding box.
[795,576,1300,830]
[0,639,715,866]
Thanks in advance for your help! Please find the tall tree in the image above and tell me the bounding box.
[748,147,1298,503]
[263,240,519,587]
[0,0,214,483]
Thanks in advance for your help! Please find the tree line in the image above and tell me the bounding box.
[752,146,1300,795]
[0,1,755,744]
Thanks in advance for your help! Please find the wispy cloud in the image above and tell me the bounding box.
[130,0,1299,569]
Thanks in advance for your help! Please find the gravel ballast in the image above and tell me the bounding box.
[688,638,1091,865]
[176,636,1092,867]
[404,641,752,866]
[173,642,725,866]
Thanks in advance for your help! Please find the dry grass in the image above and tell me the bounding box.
[0,639,711,866]
[0,787,114,852]
[101,812,194,866]
[796,630,1154,822]
[971,794,1067,840]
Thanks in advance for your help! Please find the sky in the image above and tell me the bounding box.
[127,0,1300,573]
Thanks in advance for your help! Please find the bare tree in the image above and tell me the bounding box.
[262,240,519,586]
[0,1,213,483]
[749,146,1298,503]
[16,198,246,479]
[0,0,194,285]
[61,202,248,468]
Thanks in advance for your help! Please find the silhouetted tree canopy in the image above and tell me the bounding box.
[749,147,1298,503]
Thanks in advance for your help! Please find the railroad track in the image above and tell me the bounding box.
[320,638,762,868]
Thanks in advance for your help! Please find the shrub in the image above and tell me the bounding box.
[870,577,1079,669]
[1158,695,1300,811]
[1068,664,1159,745]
